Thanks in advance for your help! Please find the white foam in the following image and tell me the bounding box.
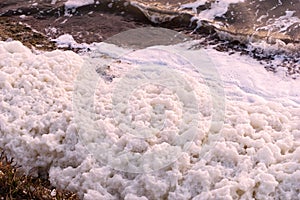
[181,0,244,21]
[65,0,94,9]
[256,10,300,34]
[0,40,299,199]
[205,46,300,106]
[52,34,89,49]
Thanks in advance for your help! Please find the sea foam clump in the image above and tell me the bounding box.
[0,40,84,174]
[0,41,299,199]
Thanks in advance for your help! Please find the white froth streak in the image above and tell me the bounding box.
[181,0,244,22]
[64,0,95,15]
[65,0,94,9]
[257,10,300,34]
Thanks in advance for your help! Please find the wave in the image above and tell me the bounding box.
[63,0,300,47]
[1,0,299,48]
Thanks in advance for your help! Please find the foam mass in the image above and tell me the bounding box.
[0,41,299,199]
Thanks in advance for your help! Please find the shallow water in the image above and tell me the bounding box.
[1,0,299,44]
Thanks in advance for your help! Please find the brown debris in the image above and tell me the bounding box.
[0,149,79,200]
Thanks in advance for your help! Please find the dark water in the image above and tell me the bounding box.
[1,0,299,44]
